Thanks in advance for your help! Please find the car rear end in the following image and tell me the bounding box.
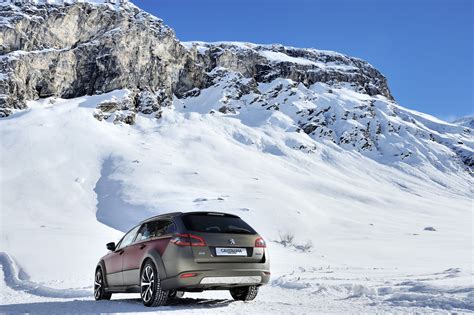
[161,212,270,291]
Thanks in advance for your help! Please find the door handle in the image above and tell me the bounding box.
[139,244,146,249]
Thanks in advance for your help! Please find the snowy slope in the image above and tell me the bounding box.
[0,88,472,313]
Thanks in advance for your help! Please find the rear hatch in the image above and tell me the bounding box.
[180,213,266,263]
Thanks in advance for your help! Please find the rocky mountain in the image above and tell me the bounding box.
[0,2,390,114]
[0,1,472,175]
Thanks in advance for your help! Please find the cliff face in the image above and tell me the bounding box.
[0,2,472,174]
[0,3,188,116]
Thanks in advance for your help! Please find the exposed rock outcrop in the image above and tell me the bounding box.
[0,2,186,116]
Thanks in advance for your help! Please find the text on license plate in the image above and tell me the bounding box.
[215,247,247,256]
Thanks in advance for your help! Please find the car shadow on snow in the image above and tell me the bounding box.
[0,297,234,314]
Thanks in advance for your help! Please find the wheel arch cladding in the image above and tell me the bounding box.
[97,260,109,288]
[141,251,167,279]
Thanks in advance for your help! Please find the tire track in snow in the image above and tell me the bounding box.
[0,252,92,298]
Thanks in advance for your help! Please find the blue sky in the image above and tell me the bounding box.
[133,0,473,121]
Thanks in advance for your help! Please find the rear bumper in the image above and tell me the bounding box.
[161,268,270,291]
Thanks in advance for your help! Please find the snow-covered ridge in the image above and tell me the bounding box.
[183,41,362,66]
[182,41,363,73]
[453,116,474,129]
[182,41,348,59]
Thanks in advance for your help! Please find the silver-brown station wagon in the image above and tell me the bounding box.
[94,212,270,306]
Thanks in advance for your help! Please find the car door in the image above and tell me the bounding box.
[103,225,140,287]
[122,220,175,286]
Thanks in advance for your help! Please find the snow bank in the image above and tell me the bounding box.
[0,252,91,298]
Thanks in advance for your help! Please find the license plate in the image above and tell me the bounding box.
[215,247,247,256]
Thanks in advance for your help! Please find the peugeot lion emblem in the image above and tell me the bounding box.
[228,238,236,245]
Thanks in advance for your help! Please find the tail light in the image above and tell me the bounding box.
[171,234,206,246]
[179,272,198,278]
[255,237,266,248]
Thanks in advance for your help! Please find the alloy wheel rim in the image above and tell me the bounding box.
[141,265,155,303]
[94,271,102,299]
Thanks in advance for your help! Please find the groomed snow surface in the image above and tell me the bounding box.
[0,85,472,313]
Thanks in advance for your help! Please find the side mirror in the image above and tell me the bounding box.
[106,242,116,251]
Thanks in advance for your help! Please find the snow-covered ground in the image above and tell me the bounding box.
[2,245,472,313]
[0,87,472,313]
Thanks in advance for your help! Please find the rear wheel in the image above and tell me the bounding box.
[140,261,169,307]
[230,285,259,301]
[94,268,112,300]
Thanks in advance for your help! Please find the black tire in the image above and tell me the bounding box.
[140,260,169,307]
[169,290,185,299]
[94,268,112,300]
[229,285,259,301]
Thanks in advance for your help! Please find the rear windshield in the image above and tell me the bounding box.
[181,214,256,235]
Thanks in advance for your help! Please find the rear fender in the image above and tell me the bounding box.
[141,251,167,280]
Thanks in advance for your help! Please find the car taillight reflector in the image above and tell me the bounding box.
[180,272,198,278]
[171,234,206,246]
[255,237,266,248]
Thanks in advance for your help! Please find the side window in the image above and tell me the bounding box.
[136,220,176,242]
[116,225,140,250]
[136,223,152,242]
[163,221,177,235]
